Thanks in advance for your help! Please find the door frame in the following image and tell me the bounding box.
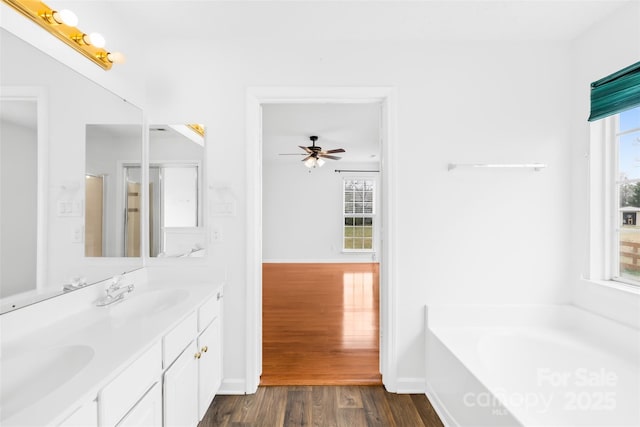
[1,86,48,291]
[245,86,398,392]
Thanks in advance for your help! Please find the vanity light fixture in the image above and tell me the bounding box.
[187,124,206,137]
[43,8,77,26]
[168,124,205,147]
[1,0,125,70]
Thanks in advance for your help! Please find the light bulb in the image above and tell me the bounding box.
[316,158,325,167]
[86,32,106,48]
[304,158,316,168]
[53,9,78,26]
[107,52,126,64]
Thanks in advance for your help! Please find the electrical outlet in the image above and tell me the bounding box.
[57,200,83,217]
[211,201,236,217]
[212,227,223,243]
[72,226,84,243]
[57,200,73,216]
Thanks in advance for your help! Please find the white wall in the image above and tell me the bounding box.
[263,160,380,262]
[568,2,640,328]
[0,117,37,297]
[142,36,573,388]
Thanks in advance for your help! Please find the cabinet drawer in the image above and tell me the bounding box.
[198,291,221,332]
[58,399,97,427]
[164,311,197,367]
[99,342,161,427]
[116,382,162,427]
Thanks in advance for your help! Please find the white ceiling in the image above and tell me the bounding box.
[71,0,630,42]
[262,103,380,164]
[46,0,629,166]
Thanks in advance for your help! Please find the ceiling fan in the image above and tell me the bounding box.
[282,136,345,168]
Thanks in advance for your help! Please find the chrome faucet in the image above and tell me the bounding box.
[63,276,88,292]
[96,276,135,307]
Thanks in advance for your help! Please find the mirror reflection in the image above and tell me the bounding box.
[85,124,143,257]
[0,99,38,298]
[0,27,143,313]
[149,124,205,258]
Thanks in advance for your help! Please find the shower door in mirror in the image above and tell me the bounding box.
[85,175,104,257]
[85,124,143,257]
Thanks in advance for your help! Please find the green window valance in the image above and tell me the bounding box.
[588,60,640,122]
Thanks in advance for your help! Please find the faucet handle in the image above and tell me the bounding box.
[106,276,123,294]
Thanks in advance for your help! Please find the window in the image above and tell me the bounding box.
[343,178,375,251]
[614,106,640,284]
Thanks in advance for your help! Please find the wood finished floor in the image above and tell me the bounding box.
[199,386,444,427]
[262,263,380,385]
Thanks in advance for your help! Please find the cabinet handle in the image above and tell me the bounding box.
[194,352,202,359]
[201,345,208,353]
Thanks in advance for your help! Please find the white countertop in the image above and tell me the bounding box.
[1,280,220,426]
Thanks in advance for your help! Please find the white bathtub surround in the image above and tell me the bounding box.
[0,272,222,426]
[425,305,640,427]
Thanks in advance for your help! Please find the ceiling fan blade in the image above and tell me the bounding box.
[324,148,345,154]
[279,153,307,156]
[299,145,313,154]
[319,154,342,160]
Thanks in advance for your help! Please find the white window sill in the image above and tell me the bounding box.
[580,278,640,295]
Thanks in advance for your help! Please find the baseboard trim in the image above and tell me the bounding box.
[262,258,379,264]
[425,381,456,427]
[217,378,248,395]
[395,377,426,394]
[263,259,379,264]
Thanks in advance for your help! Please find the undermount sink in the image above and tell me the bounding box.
[0,344,95,421]
[108,288,189,319]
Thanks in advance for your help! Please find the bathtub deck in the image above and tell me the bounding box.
[426,305,640,427]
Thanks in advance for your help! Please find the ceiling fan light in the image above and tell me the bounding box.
[304,157,316,168]
[316,158,325,167]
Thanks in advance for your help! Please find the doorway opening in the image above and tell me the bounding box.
[261,102,382,384]
[245,87,398,393]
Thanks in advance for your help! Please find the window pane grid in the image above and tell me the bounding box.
[343,178,375,251]
[616,106,640,284]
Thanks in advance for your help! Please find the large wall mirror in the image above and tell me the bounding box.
[149,124,206,258]
[0,27,143,313]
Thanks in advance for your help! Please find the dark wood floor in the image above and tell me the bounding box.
[262,263,381,385]
[199,386,444,427]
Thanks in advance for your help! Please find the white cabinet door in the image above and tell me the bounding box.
[164,341,198,427]
[197,318,221,420]
[99,342,162,427]
[58,399,97,427]
[117,382,162,427]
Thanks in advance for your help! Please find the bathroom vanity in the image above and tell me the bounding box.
[1,9,220,426]
[0,270,223,427]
